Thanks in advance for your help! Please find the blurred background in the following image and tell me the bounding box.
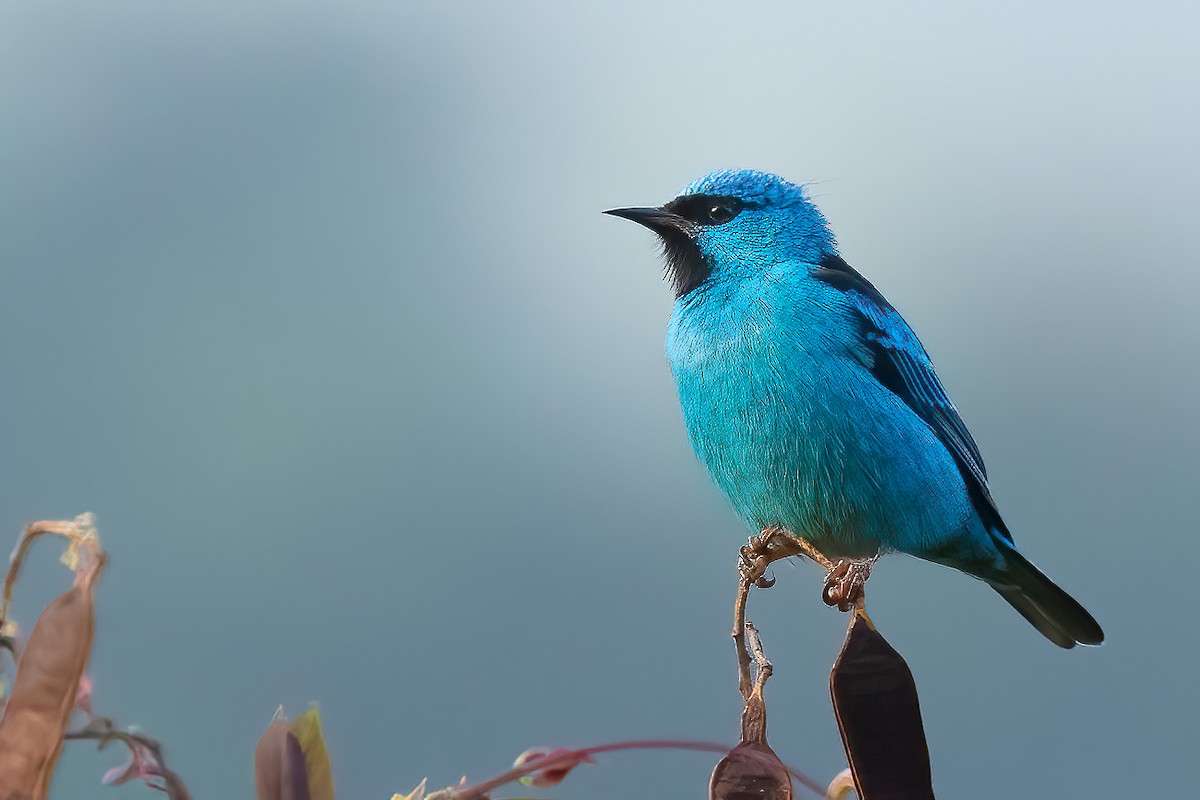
[1,2,1196,797]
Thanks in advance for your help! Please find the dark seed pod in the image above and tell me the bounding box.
[830,608,933,799]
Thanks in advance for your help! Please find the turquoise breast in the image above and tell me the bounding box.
[665,270,971,559]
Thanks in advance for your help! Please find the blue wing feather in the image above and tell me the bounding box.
[813,255,1011,542]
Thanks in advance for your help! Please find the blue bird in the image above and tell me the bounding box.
[606,169,1103,648]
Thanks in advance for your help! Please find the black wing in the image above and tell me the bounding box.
[813,254,1010,542]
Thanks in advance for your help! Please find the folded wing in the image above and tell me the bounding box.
[813,254,1010,543]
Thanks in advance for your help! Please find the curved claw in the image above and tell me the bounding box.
[822,581,855,611]
[738,541,771,587]
[740,528,812,589]
[823,558,871,612]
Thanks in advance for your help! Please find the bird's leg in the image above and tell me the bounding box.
[822,555,877,612]
[739,527,872,612]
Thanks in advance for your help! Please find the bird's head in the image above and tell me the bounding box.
[605,169,836,298]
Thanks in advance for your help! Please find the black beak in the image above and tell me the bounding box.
[604,204,706,297]
[603,206,691,236]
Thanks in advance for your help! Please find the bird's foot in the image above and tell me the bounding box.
[738,540,776,590]
[822,557,874,612]
[738,527,829,588]
[739,527,801,588]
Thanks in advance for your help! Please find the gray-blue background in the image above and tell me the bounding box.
[2,2,1195,797]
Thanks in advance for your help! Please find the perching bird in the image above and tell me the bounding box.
[606,169,1103,648]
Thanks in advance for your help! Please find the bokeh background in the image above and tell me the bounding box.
[2,2,1196,797]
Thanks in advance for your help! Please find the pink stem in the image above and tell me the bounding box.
[455,738,825,799]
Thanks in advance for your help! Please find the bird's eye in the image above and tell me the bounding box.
[661,194,744,226]
[707,204,735,224]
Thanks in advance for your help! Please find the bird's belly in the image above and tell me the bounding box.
[671,341,970,558]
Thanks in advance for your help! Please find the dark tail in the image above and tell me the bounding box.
[982,539,1104,649]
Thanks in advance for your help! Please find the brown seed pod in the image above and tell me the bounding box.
[0,546,105,800]
[255,714,313,800]
[709,741,793,800]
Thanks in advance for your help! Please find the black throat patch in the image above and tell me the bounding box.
[658,193,747,298]
[656,224,707,298]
